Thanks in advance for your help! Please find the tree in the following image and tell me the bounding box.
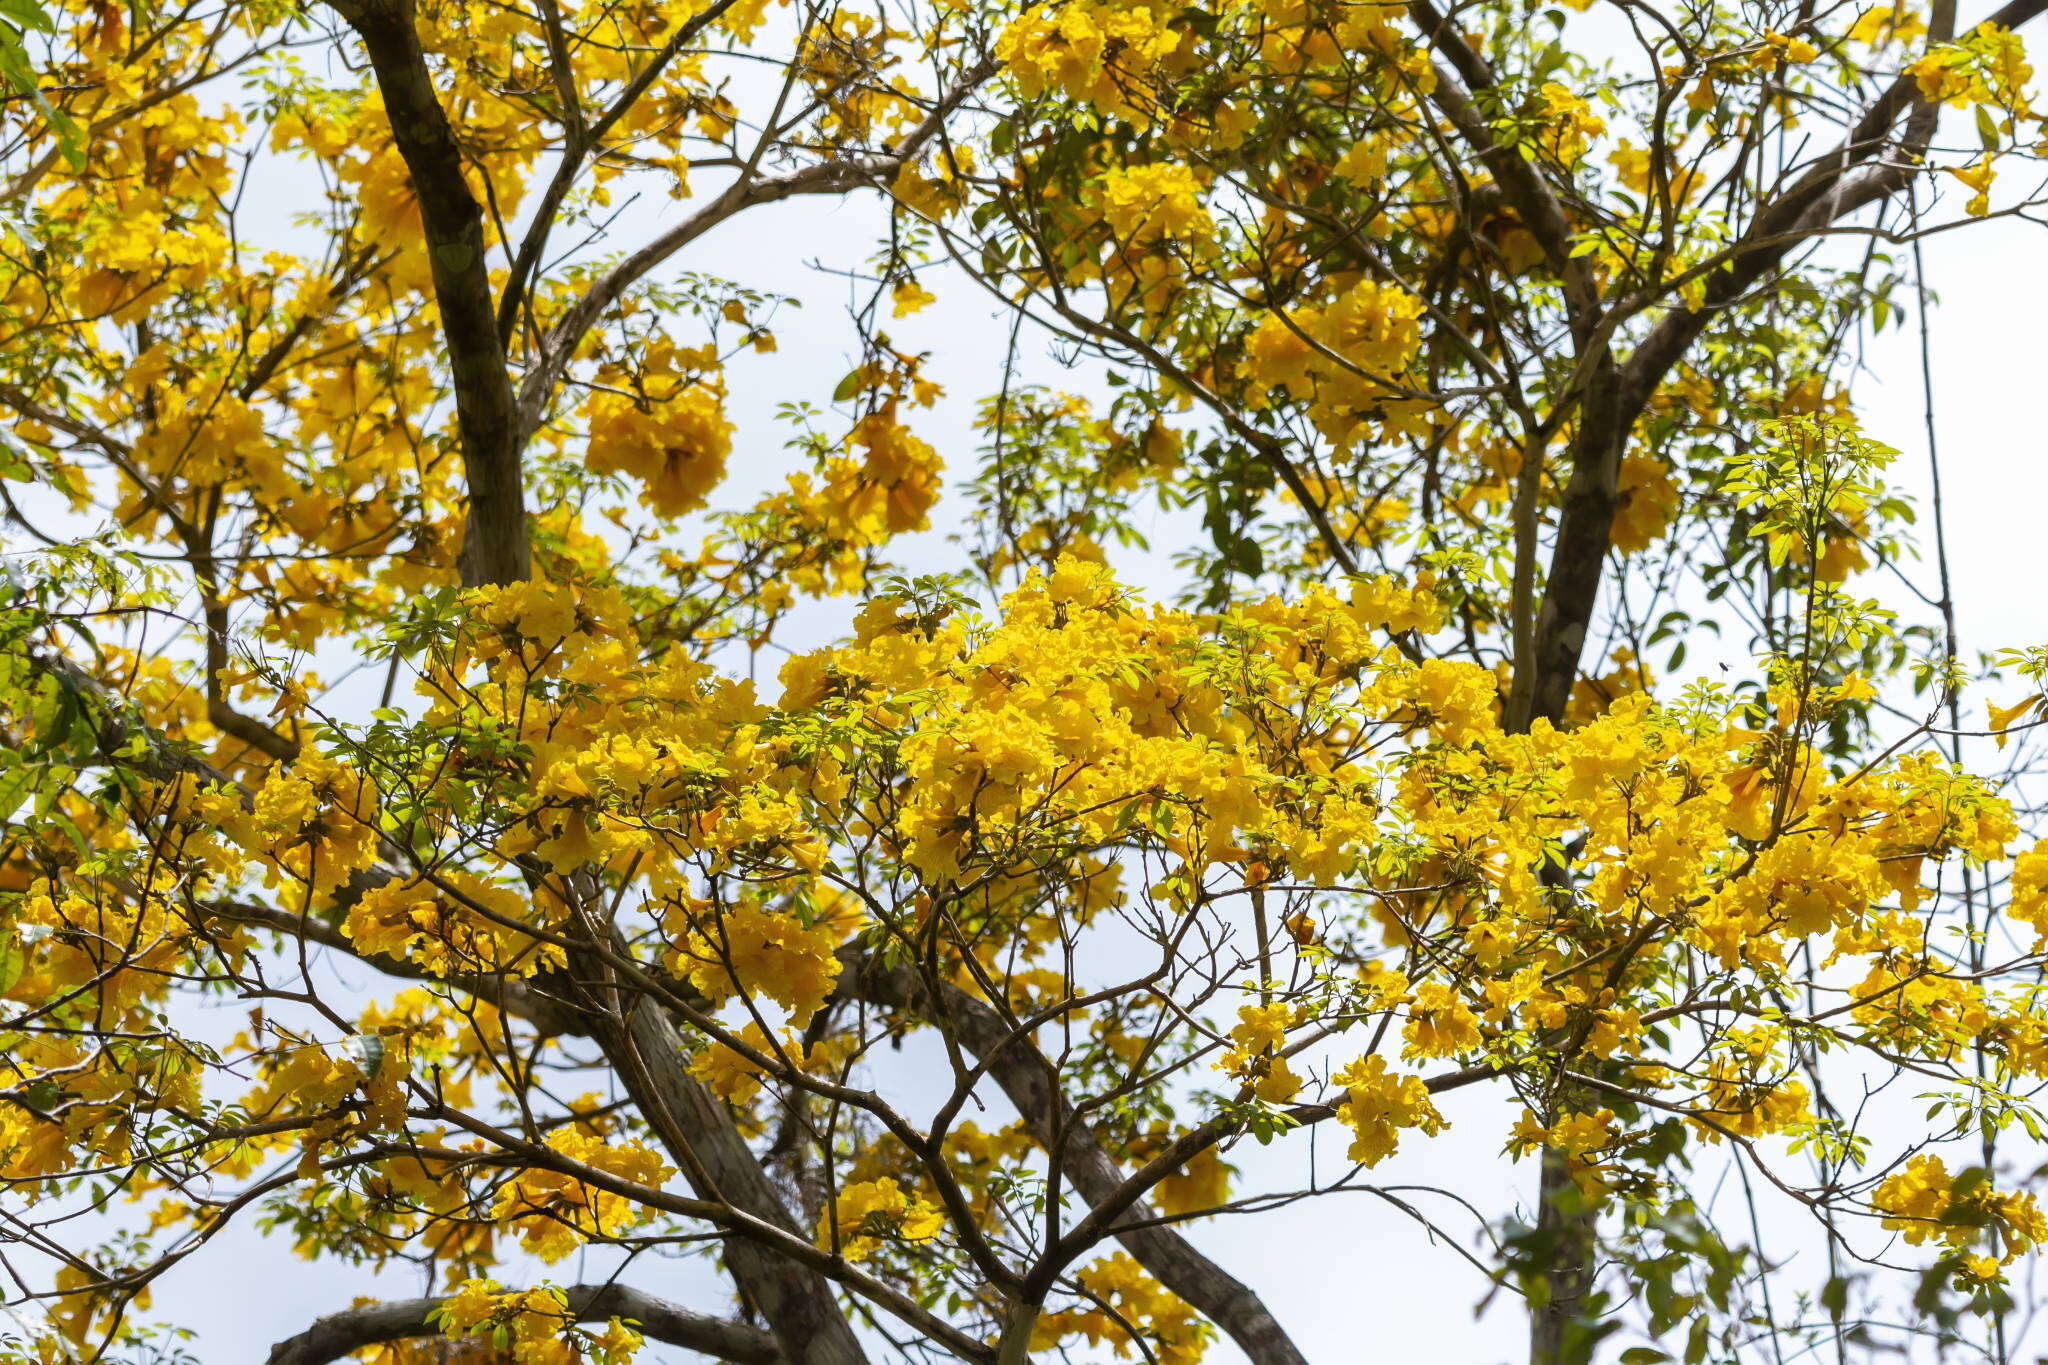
[4,1,2048,1363]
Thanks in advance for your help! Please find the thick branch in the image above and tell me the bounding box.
[16,638,244,790]
[569,945,873,1365]
[326,0,529,587]
[845,957,1312,1365]
[1519,363,1628,729]
[264,1283,783,1365]
[1407,0,1600,333]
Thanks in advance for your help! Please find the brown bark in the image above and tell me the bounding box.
[1526,1150,1598,1365]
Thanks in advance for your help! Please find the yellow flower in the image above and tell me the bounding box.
[584,346,734,519]
[1332,1054,1445,1167]
[820,1178,945,1259]
[1401,982,1480,1059]
[491,1133,672,1262]
[891,278,936,316]
[1874,1154,2048,1268]
[667,899,861,1025]
[1950,158,1997,217]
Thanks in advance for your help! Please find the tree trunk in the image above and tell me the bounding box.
[1528,1147,1598,1365]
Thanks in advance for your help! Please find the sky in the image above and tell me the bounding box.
[1859,211,2048,674]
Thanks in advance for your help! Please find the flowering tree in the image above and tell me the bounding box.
[5,2,2048,1364]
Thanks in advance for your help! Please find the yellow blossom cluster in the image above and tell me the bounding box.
[1218,1001,1303,1101]
[584,343,736,520]
[1241,278,1428,448]
[345,871,569,979]
[1908,22,2035,113]
[996,0,1183,121]
[820,1177,946,1259]
[1874,1154,2048,1285]
[1332,1054,1446,1167]
[435,1280,644,1365]
[1031,1253,1209,1365]
[491,1132,673,1262]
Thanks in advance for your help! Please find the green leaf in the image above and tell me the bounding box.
[0,760,37,817]
[0,0,57,33]
[0,21,82,169]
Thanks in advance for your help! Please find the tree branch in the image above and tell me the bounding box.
[513,59,996,440]
[1407,0,1600,334]
[494,0,751,342]
[1522,0,2048,727]
[207,898,586,1035]
[845,956,1313,1365]
[326,0,529,587]
[566,932,874,1365]
[264,1282,784,1365]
